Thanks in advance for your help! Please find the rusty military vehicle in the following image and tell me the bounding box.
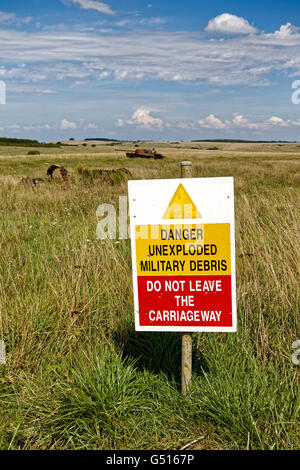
[125,148,164,159]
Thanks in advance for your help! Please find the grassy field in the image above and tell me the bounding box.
[0,140,299,450]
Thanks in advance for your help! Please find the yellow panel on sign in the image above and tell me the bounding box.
[162,184,202,219]
[135,223,231,276]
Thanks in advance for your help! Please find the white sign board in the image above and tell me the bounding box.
[128,177,237,332]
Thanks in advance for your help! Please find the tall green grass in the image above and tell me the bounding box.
[0,145,299,449]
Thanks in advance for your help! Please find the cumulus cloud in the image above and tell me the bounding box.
[98,71,109,80]
[66,0,115,15]
[114,70,128,81]
[198,114,229,129]
[273,22,299,38]
[117,107,164,130]
[205,13,258,35]
[231,114,290,129]
[4,113,299,136]
[60,119,77,130]
[175,114,294,131]
[264,116,289,127]
[232,114,262,129]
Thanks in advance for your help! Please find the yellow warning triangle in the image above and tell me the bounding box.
[162,183,202,219]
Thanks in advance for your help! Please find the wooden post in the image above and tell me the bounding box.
[180,160,193,179]
[180,161,193,395]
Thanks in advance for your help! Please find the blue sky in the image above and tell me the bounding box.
[1,0,300,140]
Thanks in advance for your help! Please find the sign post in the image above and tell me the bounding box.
[128,170,236,394]
[180,161,193,394]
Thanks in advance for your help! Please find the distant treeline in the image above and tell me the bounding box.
[84,138,119,142]
[0,137,61,147]
[191,139,294,143]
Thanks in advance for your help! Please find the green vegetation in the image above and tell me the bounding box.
[75,165,131,185]
[0,141,299,450]
[0,137,61,148]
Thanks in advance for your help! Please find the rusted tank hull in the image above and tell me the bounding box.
[126,149,164,159]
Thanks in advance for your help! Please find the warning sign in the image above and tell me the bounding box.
[128,177,237,332]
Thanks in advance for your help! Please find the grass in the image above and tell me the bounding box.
[0,141,299,450]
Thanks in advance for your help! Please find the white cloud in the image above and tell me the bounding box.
[205,13,258,35]
[118,107,164,130]
[116,16,166,28]
[40,89,55,94]
[0,11,32,25]
[0,28,273,87]
[66,0,115,15]
[140,17,166,26]
[116,19,130,27]
[273,22,299,38]
[23,124,55,131]
[131,107,164,129]
[232,114,289,129]
[1,20,300,90]
[114,70,128,80]
[0,11,16,23]
[177,121,197,130]
[265,116,289,127]
[6,124,20,129]
[176,114,293,131]
[60,119,77,130]
[116,119,125,127]
[21,16,33,25]
[4,113,298,136]
[232,114,262,129]
[198,114,228,129]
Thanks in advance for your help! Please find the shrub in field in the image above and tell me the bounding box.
[105,169,131,185]
[75,165,132,185]
[27,150,41,155]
